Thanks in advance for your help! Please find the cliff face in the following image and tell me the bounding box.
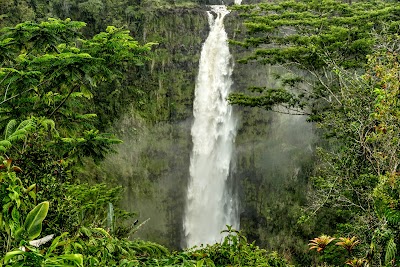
[105,6,315,253]
[0,0,316,256]
[103,8,208,249]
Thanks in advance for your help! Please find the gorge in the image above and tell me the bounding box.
[0,0,325,265]
[1,0,400,265]
[103,1,315,255]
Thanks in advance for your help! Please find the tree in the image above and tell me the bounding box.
[229,0,400,118]
[0,20,154,208]
[230,0,400,265]
[0,18,152,130]
[0,18,154,256]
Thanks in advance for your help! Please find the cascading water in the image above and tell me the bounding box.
[183,5,238,248]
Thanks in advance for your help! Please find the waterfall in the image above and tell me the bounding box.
[183,5,238,248]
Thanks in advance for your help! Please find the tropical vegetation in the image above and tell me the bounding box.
[1,0,400,266]
[230,0,400,265]
[0,9,290,267]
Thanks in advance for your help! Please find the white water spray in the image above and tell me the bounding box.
[184,5,238,248]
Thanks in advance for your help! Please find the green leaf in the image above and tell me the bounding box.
[57,254,84,266]
[3,250,25,263]
[24,184,36,193]
[79,84,93,99]
[11,207,20,223]
[46,233,67,255]
[23,201,49,240]
[196,259,205,267]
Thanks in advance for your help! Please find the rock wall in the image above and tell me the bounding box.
[0,0,317,259]
[105,7,316,256]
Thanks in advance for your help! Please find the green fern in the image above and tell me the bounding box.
[0,119,35,153]
[0,140,12,152]
[384,208,400,225]
[385,237,396,265]
[0,118,59,154]
[35,117,58,137]
[7,119,35,142]
[15,119,34,131]
[4,119,18,140]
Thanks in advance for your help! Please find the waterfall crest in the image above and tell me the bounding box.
[183,5,238,248]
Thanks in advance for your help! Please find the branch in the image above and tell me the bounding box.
[0,71,11,90]
[0,88,34,106]
[308,176,340,216]
[49,84,79,117]
[280,62,336,104]
[271,105,311,116]
[4,81,11,101]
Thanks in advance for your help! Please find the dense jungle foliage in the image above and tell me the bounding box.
[1,0,400,266]
[230,0,400,266]
[0,15,290,267]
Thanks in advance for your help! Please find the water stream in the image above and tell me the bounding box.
[183,5,238,248]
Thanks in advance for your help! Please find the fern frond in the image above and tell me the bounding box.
[4,119,35,142]
[4,119,17,139]
[15,119,35,132]
[0,140,12,149]
[7,129,28,142]
[37,118,57,133]
[384,208,400,225]
[385,237,396,265]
